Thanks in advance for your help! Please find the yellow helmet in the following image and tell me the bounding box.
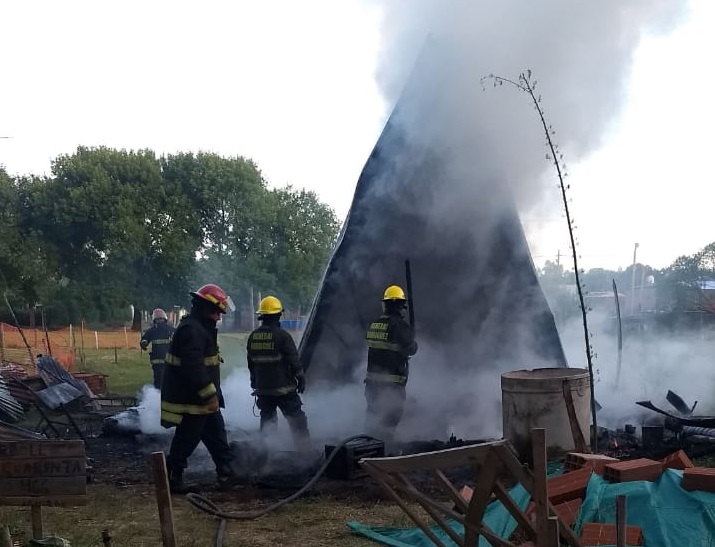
[382,285,406,301]
[257,296,283,316]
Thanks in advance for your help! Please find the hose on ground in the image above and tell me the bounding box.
[186,434,379,545]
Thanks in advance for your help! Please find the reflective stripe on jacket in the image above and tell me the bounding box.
[140,322,175,364]
[365,311,417,385]
[247,323,302,396]
[160,314,222,428]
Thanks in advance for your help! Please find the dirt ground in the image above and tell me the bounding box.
[0,434,424,547]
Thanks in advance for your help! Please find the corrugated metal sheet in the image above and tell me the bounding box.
[0,377,24,422]
[35,382,84,410]
[37,355,95,400]
[0,419,45,440]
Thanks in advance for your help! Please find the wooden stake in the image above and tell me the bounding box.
[531,428,549,547]
[2,292,35,367]
[0,322,4,363]
[31,504,44,540]
[95,330,99,350]
[563,379,589,453]
[80,319,86,366]
[114,346,118,364]
[616,495,627,547]
[151,452,177,547]
[547,516,560,546]
[1,525,12,547]
[124,326,129,349]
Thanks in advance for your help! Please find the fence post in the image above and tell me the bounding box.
[124,326,129,349]
[80,319,86,366]
[114,346,118,364]
[0,322,4,363]
[95,330,99,350]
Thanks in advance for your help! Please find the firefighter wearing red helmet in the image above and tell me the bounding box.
[140,308,175,389]
[161,283,238,493]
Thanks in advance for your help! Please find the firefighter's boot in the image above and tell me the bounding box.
[168,467,190,494]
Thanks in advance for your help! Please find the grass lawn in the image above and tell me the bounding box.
[76,333,250,397]
[0,483,416,546]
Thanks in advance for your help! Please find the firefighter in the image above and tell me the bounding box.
[247,296,311,451]
[364,285,418,441]
[160,284,237,493]
[140,308,175,389]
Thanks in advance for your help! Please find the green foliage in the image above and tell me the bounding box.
[1,148,340,326]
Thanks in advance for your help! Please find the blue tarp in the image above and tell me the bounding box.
[349,468,715,546]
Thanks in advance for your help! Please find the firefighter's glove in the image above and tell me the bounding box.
[140,341,149,351]
[296,374,306,394]
[207,396,220,412]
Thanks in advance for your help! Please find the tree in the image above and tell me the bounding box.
[661,242,715,312]
[0,167,52,310]
[20,147,200,325]
[268,187,341,309]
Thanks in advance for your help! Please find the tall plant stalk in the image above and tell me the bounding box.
[483,71,598,451]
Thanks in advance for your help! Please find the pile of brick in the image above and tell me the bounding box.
[509,449,699,546]
[547,450,692,547]
[455,449,708,545]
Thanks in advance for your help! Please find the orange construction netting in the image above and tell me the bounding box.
[0,322,142,371]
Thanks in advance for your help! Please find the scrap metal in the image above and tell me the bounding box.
[0,376,23,422]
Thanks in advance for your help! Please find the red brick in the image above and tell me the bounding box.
[547,467,592,505]
[565,452,620,475]
[514,499,581,541]
[603,459,662,483]
[661,449,694,471]
[553,498,582,528]
[580,522,644,546]
[682,467,715,492]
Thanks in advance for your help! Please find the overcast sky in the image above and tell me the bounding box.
[1,0,712,272]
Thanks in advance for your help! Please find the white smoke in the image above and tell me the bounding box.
[296,0,691,442]
[368,0,688,215]
[134,335,368,446]
[559,308,715,430]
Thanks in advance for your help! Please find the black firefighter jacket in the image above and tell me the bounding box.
[140,321,175,364]
[160,313,223,428]
[247,323,303,396]
[365,310,418,385]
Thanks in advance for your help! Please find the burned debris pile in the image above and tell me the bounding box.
[0,356,133,440]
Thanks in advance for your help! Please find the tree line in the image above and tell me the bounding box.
[538,241,715,323]
[0,147,340,328]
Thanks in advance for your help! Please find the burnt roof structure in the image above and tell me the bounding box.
[298,40,566,436]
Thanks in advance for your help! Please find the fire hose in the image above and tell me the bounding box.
[185,434,378,547]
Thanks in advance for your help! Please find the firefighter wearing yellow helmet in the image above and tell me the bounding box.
[364,285,418,441]
[246,295,311,451]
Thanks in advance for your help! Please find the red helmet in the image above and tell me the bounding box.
[152,308,168,321]
[189,284,235,314]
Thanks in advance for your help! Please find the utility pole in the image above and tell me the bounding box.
[630,243,639,316]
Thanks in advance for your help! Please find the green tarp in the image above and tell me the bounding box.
[346,483,531,547]
[576,469,715,547]
[349,468,715,546]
